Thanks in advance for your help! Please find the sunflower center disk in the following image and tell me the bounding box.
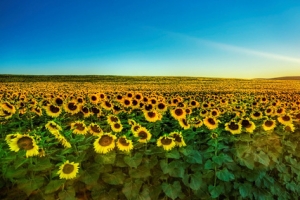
[161,137,172,145]
[68,103,77,110]
[282,116,290,121]
[148,112,156,118]
[228,122,239,130]
[175,109,183,116]
[208,118,216,125]
[241,120,251,128]
[110,117,118,122]
[265,121,274,127]
[50,105,60,113]
[119,138,130,146]
[114,123,121,128]
[99,135,113,146]
[17,137,34,150]
[138,131,147,139]
[173,134,182,142]
[75,123,85,131]
[62,164,75,174]
[91,125,100,133]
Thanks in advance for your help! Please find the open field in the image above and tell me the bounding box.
[1,75,300,199]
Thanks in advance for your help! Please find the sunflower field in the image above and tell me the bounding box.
[1,75,300,200]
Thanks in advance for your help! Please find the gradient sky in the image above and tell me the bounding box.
[1,0,300,78]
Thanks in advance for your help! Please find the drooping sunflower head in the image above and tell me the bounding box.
[131,123,141,134]
[102,100,113,110]
[128,119,136,126]
[57,160,80,180]
[157,135,176,151]
[8,134,39,158]
[283,124,295,132]
[178,118,191,130]
[116,136,133,152]
[71,121,88,135]
[1,102,16,114]
[94,133,117,154]
[239,118,256,133]
[45,121,62,132]
[169,132,186,147]
[250,111,263,120]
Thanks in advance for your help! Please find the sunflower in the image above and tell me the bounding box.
[8,134,39,158]
[157,135,176,151]
[111,122,123,133]
[134,127,152,143]
[178,118,191,130]
[128,119,136,126]
[156,102,168,113]
[5,133,21,143]
[81,106,92,118]
[56,133,72,148]
[116,136,134,152]
[189,118,203,128]
[283,124,295,132]
[31,106,43,116]
[250,110,263,120]
[71,121,88,135]
[45,121,62,133]
[144,110,161,122]
[210,109,221,118]
[91,106,101,117]
[200,109,209,117]
[89,94,99,104]
[131,123,142,134]
[53,97,64,107]
[264,107,274,116]
[122,98,132,108]
[102,100,113,110]
[0,109,13,119]
[277,114,293,125]
[203,116,219,130]
[64,100,81,115]
[262,119,276,131]
[239,118,256,133]
[1,102,16,114]
[57,160,80,180]
[189,99,199,108]
[225,120,242,135]
[169,132,186,147]
[275,107,285,116]
[94,133,117,154]
[45,104,62,118]
[170,107,186,120]
[107,115,120,125]
[88,123,103,135]
[134,93,143,101]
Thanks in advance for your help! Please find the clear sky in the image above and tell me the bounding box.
[1,0,300,78]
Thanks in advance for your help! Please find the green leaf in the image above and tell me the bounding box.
[14,157,28,169]
[216,168,235,182]
[95,152,116,165]
[189,172,202,190]
[31,157,53,171]
[58,187,76,200]
[17,177,45,196]
[101,171,125,185]
[165,149,180,159]
[208,184,225,198]
[186,150,202,164]
[80,164,101,185]
[45,180,66,194]
[160,160,184,178]
[122,179,143,199]
[212,153,233,166]
[129,165,151,178]
[6,167,27,179]
[239,182,252,198]
[124,152,143,168]
[204,159,216,170]
[254,151,270,167]
[161,181,182,200]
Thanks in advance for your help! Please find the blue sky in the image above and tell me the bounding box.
[1,0,300,78]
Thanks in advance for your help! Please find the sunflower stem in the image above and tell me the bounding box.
[214,138,218,187]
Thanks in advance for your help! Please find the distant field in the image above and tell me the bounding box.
[1,74,300,93]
